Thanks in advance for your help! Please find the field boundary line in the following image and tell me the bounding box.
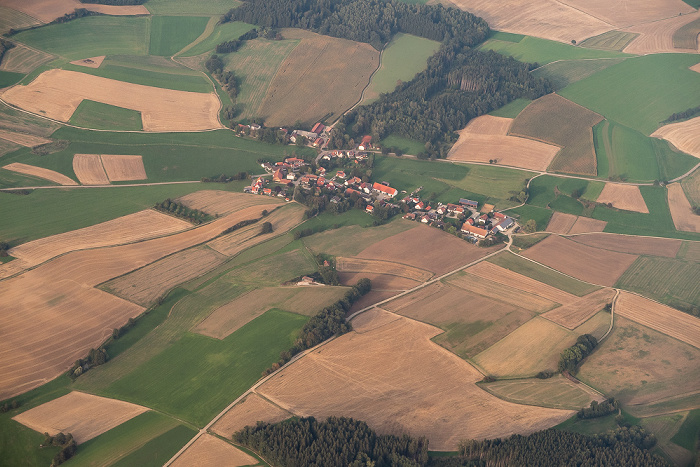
[331,45,384,126]
[530,56,629,73]
[174,16,218,57]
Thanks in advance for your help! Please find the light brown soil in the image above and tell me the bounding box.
[0,203,279,399]
[177,190,282,216]
[0,0,149,22]
[0,44,54,74]
[462,115,513,135]
[69,56,105,69]
[73,154,109,185]
[100,155,146,182]
[653,116,700,160]
[2,162,77,185]
[194,286,350,339]
[447,133,561,172]
[338,272,421,292]
[522,235,638,286]
[258,29,379,127]
[336,257,433,282]
[443,0,612,44]
[2,69,222,132]
[692,63,700,74]
[0,129,51,147]
[542,288,615,329]
[9,209,191,268]
[568,232,682,257]
[679,241,700,261]
[546,212,578,234]
[258,308,573,450]
[347,290,398,315]
[622,11,700,54]
[355,223,499,275]
[667,183,700,233]
[212,393,292,438]
[104,246,228,307]
[557,0,694,29]
[465,261,578,305]
[171,434,257,467]
[12,392,148,444]
[568,217,608,234]
[597,183,649,213]
[616,291,700,349]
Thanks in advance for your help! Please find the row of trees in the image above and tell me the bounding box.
[663,104,700,123]
[558,334,598,374]
[205,55,239,103]
[578,398,620,419]
[69,347,108,378]
[154,199,210,224]
[233,416,429,466]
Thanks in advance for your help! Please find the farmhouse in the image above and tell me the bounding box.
[311,123,325,134]
[372,182,398,197]
[459,198,479,209]
[358,135,372,151]
[461,224,488,239]
[495,218,514,232]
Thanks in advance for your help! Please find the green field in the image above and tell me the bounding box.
[180,21,256,57]
[531,58,626,90]
[364,33,440,101]
[559,54,700,135]
[146,0,240,15]
[110,425,197,467]
[527,175,590,213]
[671,409,700,451]
[488,31,525,43]
[593,119,698,182]
[488,252,600,296]
[149,16,210,56]
[502,204,552,231]
[480,36,629,66]
[69,100,143,131]
[0,70,24,88]
[579,31,639,51]
[511,233,549,250]
[380,134,426,155]
[439,164,532,201]
[293,209,379,235]
[480,375,597,410]
[12,17,149,60]
[616,256,700,308]
[488,98,531,118]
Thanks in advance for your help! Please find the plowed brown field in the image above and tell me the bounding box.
[212,393,292,438]
[542,288,615,329]
[2,162,77,185]
[12,392,148,443]
[2,69,222,132]
[546,212,578,234]
[653,116,700,160]
[597,183,649,213]
[668,183,700,233]
[100,155,146,182]
[69,56,105,69]
[623,11,700,54]
[73,154,109,185]
[171,434,257,467]
[557,0,694,28]
[258,308,573,449]
[568,217,607,234]
[338,272,420,291]
[568,233,682,257]
[1,0,149,23]
[336,257,433,282]
[177,190,282,216]
[0,129,51,147]
[522,235,638,286]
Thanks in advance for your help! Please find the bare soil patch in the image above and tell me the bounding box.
[447,133,560,172]
[195,286,349,339]
[258,29,379,127]
[258,309,573,450]
[463,115,513,135]
[10,209,191,268]
[542,288,615,329]
[522,235,638,286]
[338,272,420,291]
[616,291,700,349]
[0,129,51,147]
[597,183,649,213]
[100,155,146,182]
[355,223,499,275]
[623,11,700,54]
[653,116,700,160]
[568,216,607,234]
[69,56,105,69]
[73,154,109,185]
[667,183,700,233]
[0,44,54,74]
[12,392,148,444]
[177,190,281,216]
[568,232,682,257]
[336,257,433,282]
[692,63,700,74]
[557,0,694,29]
[546,212,578,234]
[212,393,292,438]
[171,434,257,467]
[0,0,149,22]
[2,162,76,185]
[2,69,222,132]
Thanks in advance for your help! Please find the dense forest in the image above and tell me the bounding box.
[233,416,429,466]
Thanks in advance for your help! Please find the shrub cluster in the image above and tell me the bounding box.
[558,334,597,374]
[578,398,620,419]
[44,432,77,467]
[154,199,209,224]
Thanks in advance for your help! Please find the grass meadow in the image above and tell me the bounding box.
[532,58,626,91]
[488,98,531,118]
[480,36,629,66]
[69,100,143,131]
[380,134,426,155]
[109,424,197,467]
[180,21,256,57]
[145,0,240,15]
[149,16,210,56]
[0,71,24,88]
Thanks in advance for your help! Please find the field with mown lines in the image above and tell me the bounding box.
[0,6,39,34]
[171,434,259,467]
[568,233,682,257]
[336,257,433,282]
[0,44,54,74]
[558,0,694,28]
[622,12,700,54]
[579,32,638,51]
[616,255,700,307]
[541,288,615,329]
[481,376,604,410]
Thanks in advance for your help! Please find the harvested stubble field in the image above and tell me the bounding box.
[541,288,615,329]
[194,286,349,339]
[0,44,53,74]
[622,12,700,54]
[444,0,611,44]
[568,216,608,234]
[336,257,433,282]
[546,212,578,234]
[2,162,76,186]
[69,55,105,69]
[673,17,700,50]
[383,281,535,359]
[596,183,649,213]
[212,392,292,438]
[355,224,499,275]
[258,29,379,126]
[9,209,191,268]
[568,232,682,257]
[338,272,420,291]
[0,101,60,137]
[2,69,222,132]
[557,0,694,28]
[579,32,638,51]
[100,155,146,182]
[303,221,416,257]
[103,246,228,307]
[509,93,603,175]
[12,391,148,444]
[177,190,282,216]
[0,129,51,147]
[258,308,573,450]
[481,375,603,410]
[0,5,39,34]
[578,316,700,408]
[72,154,110,185]
[615,292,700,349]
[653,116,700,160]
[0,0,149,22]
[171,434,258,467]
[0,204,278,399]
[522,235,638,286]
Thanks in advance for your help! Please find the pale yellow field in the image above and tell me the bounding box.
[653,116,700,160]
[69,56,105,69]
[177,190,282,216]
[0,0,149,22]
[568,217,608,234]
[623,11,700,54]
[462,115,513,135]
[258,308,573,450]
[558,0,694,28]
[0,129,51,147]
[100,155,146,182]
[546,212,578,234]
[171,434,257,467]
[73,154,110,185]
[542,288,615,329]
[212,393,292,438]
[597,183,649,213]
[336,257,433,282]
[2,69,222,132]
[668,183,700,233]
[12,392,148,444]
[2,162,77,185]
